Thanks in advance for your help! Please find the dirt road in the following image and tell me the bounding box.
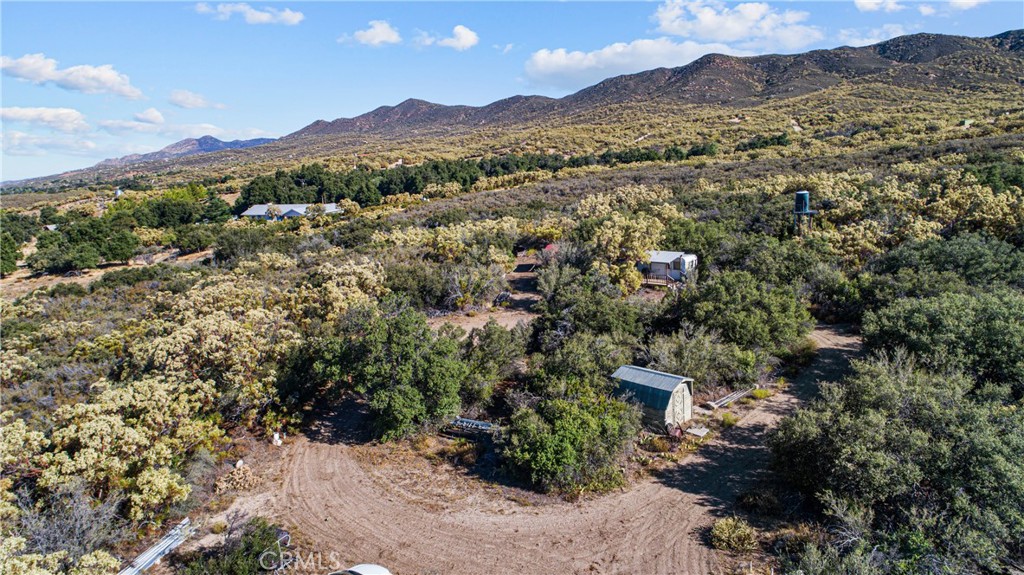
[241,327,860,575]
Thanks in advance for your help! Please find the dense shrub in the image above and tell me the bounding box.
[869,233,1024,288]
[710,517,758,552]
[383,259,447,309]
[863,288,1024,395]
[171,224,216,254]
[769,353,1024,571]
[533,264,646,351]
[647,326,773,392]
[502,395,640,493]
[735,132,791,152]
[213,225,287,265]
[681,271,812,354]
[461,320,526,406]
[181,518,282,575]
[89,263,190,292]
[661,218,733,279]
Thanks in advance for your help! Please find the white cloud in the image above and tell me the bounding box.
[195,2,303,25]
[654,0,824,50]
[0,53,143,99]
[853,0,905,13]
[169,89,225,109]
[911,1,987,16]
[495,43,515,55]
[99,118,225,139]
[837,24,908,47]
[2,130,97,157]
[133,108,165,124]
[949,0,987,10]
[417,25,479,51]
[348,20,402,46]
[0,107,89,133]
[525,37,747,90]
[438,25,480,51]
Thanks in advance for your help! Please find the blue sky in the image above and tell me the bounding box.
[2,1,1020,181]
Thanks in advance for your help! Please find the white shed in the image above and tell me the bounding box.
[639,250,698,283]
[611,365,693,429]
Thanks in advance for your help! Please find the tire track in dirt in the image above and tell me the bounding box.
[262,326,860,575]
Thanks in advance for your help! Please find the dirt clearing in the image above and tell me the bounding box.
[0,249,212,300]
[204,327,860,575]
[426,256,542,333]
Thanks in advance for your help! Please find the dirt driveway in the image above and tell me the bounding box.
[218,327,860,575]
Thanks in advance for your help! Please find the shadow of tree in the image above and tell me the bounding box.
[652,325,862,519]
[653,422,773,516]
[302,394,374,446]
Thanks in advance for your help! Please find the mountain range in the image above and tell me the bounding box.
[95,135,276,168]
[288,30,1023,138]
[6,29,1022,189]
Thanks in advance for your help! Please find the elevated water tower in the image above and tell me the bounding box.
[793,190,817,236]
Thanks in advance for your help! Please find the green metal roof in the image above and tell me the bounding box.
[611,365,692,410]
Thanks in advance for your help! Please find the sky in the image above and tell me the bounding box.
[1,1,1020,181]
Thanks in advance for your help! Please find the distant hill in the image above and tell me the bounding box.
[5,29,1021,190]
[95,135,276,168]
[287,30,1024,138]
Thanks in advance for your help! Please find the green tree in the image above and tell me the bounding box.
[0,210,39,244]
[100,230,139,264]
[355,306,467,440]
[67,243,101,272]
[38,205,59,226]
[683,270,812,353]
[461,320,526,406]
[1,231,20,276]
[202,193,232,223]
[28,236,101,274]
[172,224,216,254]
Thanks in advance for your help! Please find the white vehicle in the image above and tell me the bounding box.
[329,564,393,575]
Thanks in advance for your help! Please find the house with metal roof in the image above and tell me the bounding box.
[240,203,339,220]
[611,365,693,429]
[638,250,697,285]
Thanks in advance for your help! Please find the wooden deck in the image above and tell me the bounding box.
[641,274,676,286]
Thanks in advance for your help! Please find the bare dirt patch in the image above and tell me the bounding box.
[425,306,538,332]
[426,255,541,333]
[193,326,859,575]
[0,249,212,300]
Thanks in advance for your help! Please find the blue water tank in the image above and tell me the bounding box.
[794,190,810,214]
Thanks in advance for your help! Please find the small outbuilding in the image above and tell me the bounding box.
[611,365,693,429]
[638,250,698,284]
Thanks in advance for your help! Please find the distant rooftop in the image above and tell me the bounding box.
[241,203,338,217]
